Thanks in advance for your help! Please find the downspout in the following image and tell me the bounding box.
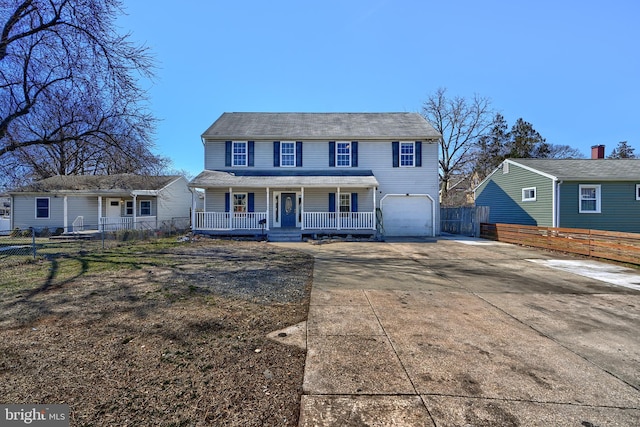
[555,180,562,228]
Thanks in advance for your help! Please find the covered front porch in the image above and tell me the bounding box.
[189,170,380,239]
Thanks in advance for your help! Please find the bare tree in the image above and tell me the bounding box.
[0,0,163,187]
[421,88,493,203]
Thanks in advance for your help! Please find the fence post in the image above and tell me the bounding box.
[102,229,105,250]
[30,227,36,259]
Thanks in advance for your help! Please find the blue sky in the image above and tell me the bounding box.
[118,0,640,176]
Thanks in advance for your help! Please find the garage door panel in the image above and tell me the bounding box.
[382,195,432,237]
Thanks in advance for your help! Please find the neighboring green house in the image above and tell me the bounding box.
[474,158,640,233]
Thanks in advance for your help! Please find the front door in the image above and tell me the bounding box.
[281,193,296,227]
[106,198,121,217]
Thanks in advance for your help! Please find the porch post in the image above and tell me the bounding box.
[336,186,341,230]
[373,187,377,230]
[98,196,102,231]
[266,187,270,230]
[191,190,196,231]
[229,187,233,230]
[133,194,137,230]
[300,187,305,230]
[63,196,68,233]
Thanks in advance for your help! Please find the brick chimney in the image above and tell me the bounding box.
[591,144,605,159]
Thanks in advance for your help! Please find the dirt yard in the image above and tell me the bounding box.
[0,238,313,426]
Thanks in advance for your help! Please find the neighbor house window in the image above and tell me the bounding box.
[579,184,601,213]
[233,193,247,213]
[35,197,49,219]
[140,200,152,216]
[636,184,640,201]
[339,193,351,213]
[522,187,536,202]
[233,141,247,166]
[280,141,295,167]
[336,142,351,167]
[400,142,415,167]
[125,201,134,216]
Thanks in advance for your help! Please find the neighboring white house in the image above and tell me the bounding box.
[189,112,441,240]
[9,174,193,233]
[0,193,10,232]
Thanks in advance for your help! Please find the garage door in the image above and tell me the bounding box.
[381,195,433,237]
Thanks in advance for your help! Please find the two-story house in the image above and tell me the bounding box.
[189,112,441,240]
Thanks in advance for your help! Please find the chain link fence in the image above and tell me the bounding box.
[0,217,191,263]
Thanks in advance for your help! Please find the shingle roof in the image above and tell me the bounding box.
[509,159,640,181]
[11,174,181,193]
[202,112,441,141]
[189,169,379,188]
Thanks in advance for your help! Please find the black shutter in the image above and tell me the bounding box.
[248,141,255,166]
[296,141,303,167]
[351,193,358,212]
[392,141,399,167]
[328,193,336,212]
[225,141,232,167]
[248,193,254,212]
[351,141,358,167]
[273,141,280,167]
[224,192,230,212]
[329,141,335,167]
[415,141,422,167]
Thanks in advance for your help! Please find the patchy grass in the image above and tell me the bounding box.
[0,238,313,426]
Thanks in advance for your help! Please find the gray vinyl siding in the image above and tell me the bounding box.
[12,194,64,231]
[68,196,99,229]
[559,181,640,233]
[475,163,554,227]
[156,177,192,222]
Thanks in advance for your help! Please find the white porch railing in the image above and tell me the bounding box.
[303,212,375,230]
[195,212,267,230]
[100,216,133,231]
[72,216,84,232]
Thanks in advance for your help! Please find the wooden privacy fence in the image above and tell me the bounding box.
[480,223,640,265]
[441,206,490,237]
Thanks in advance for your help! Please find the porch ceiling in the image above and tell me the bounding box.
[189,169,379,188]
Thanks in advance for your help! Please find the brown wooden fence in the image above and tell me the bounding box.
[480,223,640,265]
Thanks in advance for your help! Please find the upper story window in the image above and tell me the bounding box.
[35,197,49,219]
[281,142,295,167]
[140,200,152,216]
[400,142,415,167]
[336,142,351,167]
[522,187,536,202]
[579,184,601,213]
[233,141,247,166]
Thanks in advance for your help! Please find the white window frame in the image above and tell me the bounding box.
[35,197,50,219]
[280,141,296,167]
[336,142,351,167]
[339,193,351,214]
[636,184,640,201]
[232,141,247,167]
[233,193,247,213]
[579,184,601,214]
[522,187,537,202]
[139,200,152,216]
[400,142,415,167]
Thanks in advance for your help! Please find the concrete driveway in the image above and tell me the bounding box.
[277,237,640,426]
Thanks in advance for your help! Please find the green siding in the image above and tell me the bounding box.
[476,163,554,226]
[559,181,640,233]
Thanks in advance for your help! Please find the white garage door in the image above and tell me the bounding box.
[381,195,433,237]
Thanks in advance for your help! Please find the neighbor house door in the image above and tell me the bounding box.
[281,193,296,227]
[106,198,121,218]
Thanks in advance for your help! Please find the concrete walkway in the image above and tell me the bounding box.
[279,238,640,426]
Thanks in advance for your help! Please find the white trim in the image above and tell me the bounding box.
[35,197,50,219]
[579,184,601,214]
[63,196,68,231]
[139,199,152,216]
[335,141,351,167]
[636,184,640,201]
[232,141,248,167]
[506,159,559,181]
[521,187,537,202]
[280,141,296,167]
[399,141,416,167]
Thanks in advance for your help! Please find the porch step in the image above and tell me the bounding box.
[267,230,302,242]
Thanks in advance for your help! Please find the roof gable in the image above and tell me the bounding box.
[202,112,441,141]
[509,159,640,181]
